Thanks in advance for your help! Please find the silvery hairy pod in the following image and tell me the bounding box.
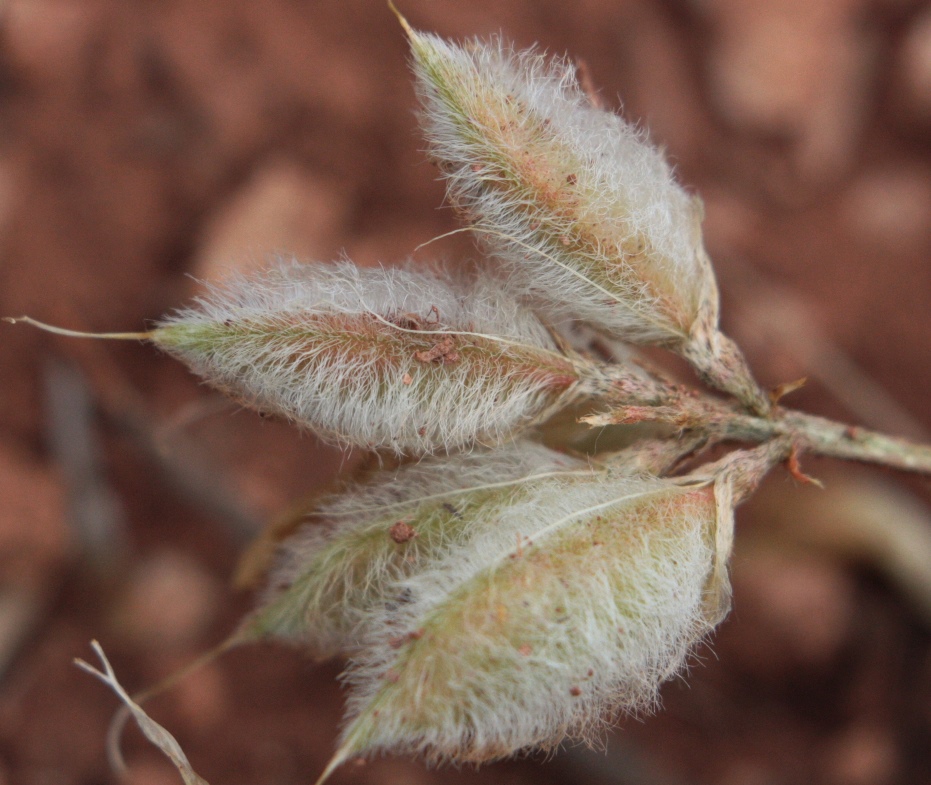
[399,14,770,416]
[315,441,785,782]
[153,260,599,454]
[240,441,586,660]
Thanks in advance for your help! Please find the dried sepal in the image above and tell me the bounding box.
[690,439,792,624]
[321,467,724,777]
[153,260,587,454]
[401,18,769,414]
[241,442,587,659]
[75,641,209,785]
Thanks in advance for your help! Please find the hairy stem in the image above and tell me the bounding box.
[585,371,931,476]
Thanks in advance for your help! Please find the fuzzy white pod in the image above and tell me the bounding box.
[153,260,588,454]
[401,17,770,414]
[318,465,733,780]
[241,441,587,659]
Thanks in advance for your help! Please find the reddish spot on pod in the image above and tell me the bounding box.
[569,686,582,696]
[385,670,401,684]
[566,173,577,185]
[401,373,413,385]
[388,628,425,648]
[518,644,533,656]
[389,521,418,544]
[391,313,423,330]
[414,335,458,364]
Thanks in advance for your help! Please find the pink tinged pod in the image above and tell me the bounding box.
[316,467,734,780]
[152,261,585,454]
[402,20,769,415]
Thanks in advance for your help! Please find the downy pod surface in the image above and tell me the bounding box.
[154,260,588,454]
[243,442,587,660]
[319,463,738,778]
[402,18,769,414]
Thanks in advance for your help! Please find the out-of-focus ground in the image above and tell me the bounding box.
[0,1,930,784]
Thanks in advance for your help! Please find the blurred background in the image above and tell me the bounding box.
[1,1,930,783]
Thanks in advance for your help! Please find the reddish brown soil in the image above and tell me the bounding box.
[1,2,930,784]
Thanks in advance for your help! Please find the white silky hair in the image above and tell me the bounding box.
[339,467,718,764]
[411,31,709,345]
[155,259,582,454]
[248,441,587,658]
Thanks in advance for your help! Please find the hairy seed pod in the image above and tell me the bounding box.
[401,18,769,415]
[153,260,589,454]
[317,465,745,781]
[242,442,587,659]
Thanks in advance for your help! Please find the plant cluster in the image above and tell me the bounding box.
[24,10,929,785]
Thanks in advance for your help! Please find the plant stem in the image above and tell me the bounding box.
[776,411,931,474]
[586,371,931,476]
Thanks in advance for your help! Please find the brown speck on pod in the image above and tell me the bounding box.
[569,686,582,696]
[388,627,424,648]
[389,628,426,649]
[391,312,424,330]
[414,335,459,364]
[389,521,417,544]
